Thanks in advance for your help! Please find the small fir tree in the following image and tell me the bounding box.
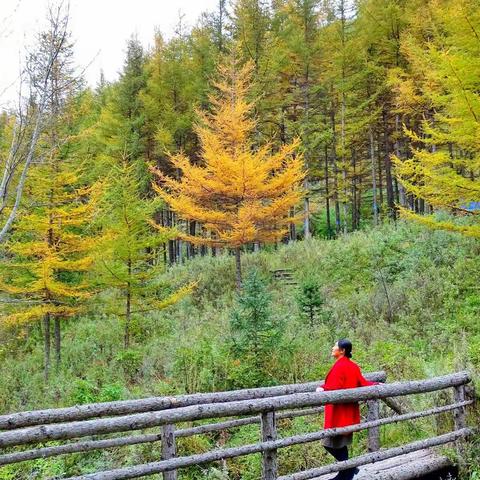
[229,269,283,388]
[296,276,325,328]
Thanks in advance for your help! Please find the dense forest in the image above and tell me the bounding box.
[0,0,479,478]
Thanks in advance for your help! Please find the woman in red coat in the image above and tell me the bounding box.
[316,339,379,480]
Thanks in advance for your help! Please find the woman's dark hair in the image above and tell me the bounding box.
[337,339,353,358]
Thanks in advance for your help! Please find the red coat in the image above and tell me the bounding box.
[322,356,378,429]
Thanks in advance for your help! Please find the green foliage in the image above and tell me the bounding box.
[0,222,479,477]
[296,275,326,327]
[229,269,284,388]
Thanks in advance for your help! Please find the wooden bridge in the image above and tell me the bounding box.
[0,370,475,479]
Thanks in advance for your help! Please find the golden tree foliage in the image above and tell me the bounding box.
[0,162,99,327]
[150,58,306,280]
[392,0,480,238]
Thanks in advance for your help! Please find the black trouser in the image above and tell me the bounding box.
[324,446,357,480]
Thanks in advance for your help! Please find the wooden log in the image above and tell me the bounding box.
[381,397,406,415]
[60,428,473,480]
[50,405,470,478]
[161,424,177,480]
[366,399,380,452]
[0,400,472,467]
[175,406,325,438]
[0,433,162,466]
[453,385,467,430]
[277,429,473,480]
[0,373,385,430]
[311,450,452,480]
[261,411,278,480]
[453,384,467,460]
[0,371,468,448]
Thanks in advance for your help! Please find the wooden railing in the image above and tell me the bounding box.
[0,371,475,479]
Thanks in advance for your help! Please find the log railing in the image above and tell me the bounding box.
[0,371,474,480]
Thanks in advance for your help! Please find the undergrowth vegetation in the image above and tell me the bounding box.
[0,220,479,478]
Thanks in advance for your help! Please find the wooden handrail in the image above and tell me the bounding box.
[0,372,386,430]
[0,370,474,480]
[0,371,469,448]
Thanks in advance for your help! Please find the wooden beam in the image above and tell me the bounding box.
[161,424,177,480]
[61,429,473,480]
[0,407,326,466]
[366,399,380,452]
[277,429,473,480]
[0,433,162,466]
[55,403,472,480]
[0,401,472,467]
[0,371,469,448]
[175,406,325,438]
[0,373,386,430]
[261,411,278,480]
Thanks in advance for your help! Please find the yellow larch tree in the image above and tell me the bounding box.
[0,159,99,381]
[150,57,306,288]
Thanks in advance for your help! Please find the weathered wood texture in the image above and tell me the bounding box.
[367,399,380,452]
[261,410,278,480]
[161,424,177,480]
[0,373,386,430]
[0,400,472,468]
[453,384,467,430]
[0,372,468,448]
[310,449,453,480]
[175,405,326,438]
[62,428,473,480]
[277,429,473,480]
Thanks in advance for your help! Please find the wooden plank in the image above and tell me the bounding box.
[453,385,467,430]
[277,430,471,480]
[310,450,452,480]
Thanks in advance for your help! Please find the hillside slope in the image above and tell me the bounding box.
[0,221,479,479]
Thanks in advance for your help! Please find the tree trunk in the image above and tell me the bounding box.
[124,258,132,349]
[369,127,378,226]
[54,317,61,369]
[340,0,348,234]
[383,108,396,220]
[351,148,357,230]
[303,180,311,239]
[235,247,242,290]
[330,97,341,233]
[378,147,384,208]
[324,145,332,238]
[43,313,51,382]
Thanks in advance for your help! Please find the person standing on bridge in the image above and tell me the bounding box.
[316,339,380,480]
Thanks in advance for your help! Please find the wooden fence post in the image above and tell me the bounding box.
[453,385,467,430]
[367,399,380,452]
[453,384,467,460]
[261,410,278,480]
[161,424,177,480]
